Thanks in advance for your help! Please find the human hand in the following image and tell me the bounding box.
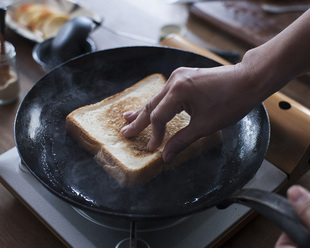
[121,64,258,163]
[120,8,310,164]
[275,185,310,248]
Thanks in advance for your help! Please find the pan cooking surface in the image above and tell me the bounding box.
[15,46,269,220]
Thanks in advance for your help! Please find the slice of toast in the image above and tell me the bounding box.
[66,73,221,186]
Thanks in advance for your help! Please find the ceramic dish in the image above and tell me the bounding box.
[6,0,102,43]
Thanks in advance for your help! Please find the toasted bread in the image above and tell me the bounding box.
[66,73,221,186]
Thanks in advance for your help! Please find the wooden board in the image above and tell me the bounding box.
[190,0,309,47]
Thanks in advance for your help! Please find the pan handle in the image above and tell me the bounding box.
[217,188,310,248]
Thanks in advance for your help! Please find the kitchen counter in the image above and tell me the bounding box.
[0,0,309,247]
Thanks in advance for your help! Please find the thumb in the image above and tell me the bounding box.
[287,185,310,227]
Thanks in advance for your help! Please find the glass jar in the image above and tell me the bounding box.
[0,41,20,105]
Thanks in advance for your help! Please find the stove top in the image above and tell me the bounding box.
[0,147,287,247]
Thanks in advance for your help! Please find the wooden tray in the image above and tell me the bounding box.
[190,0,309,47]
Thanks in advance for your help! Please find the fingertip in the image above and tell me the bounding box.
[162,143,176,163]
[147,132,165,152]
[123,111,134,118]
[287,185,307,204]
[123,110,138,123]
[146,141,155,152]
[146,138,162,152]
[120,125,127,132]
[163,152,176,164]
[120,125,130,136]
[162,128,194,164]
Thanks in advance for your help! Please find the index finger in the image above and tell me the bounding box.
[121,85,168,137]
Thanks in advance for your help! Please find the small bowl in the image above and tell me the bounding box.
[159,24,186,41]
[32,37,96,71]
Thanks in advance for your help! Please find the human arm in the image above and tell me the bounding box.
[121,9,310,163]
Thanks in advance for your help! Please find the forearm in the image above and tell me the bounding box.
[240,9,310,103]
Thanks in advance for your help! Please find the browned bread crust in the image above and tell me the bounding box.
[94,132,221,186]
[66,73,221,186]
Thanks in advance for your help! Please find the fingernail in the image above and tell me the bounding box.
[120,125,129,134]
[164,153,175,164]
[123,111,134,118]
[146,139,156,151]
[146,142,153,151]
[288,186,305,203]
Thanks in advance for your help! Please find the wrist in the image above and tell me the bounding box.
[238,46,288,104]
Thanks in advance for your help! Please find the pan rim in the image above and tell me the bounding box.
[14,46,270,221]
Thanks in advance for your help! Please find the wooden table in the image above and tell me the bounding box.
[0,0,309,247]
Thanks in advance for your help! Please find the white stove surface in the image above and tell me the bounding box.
[0,147,287,248]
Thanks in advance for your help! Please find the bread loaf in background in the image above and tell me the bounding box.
[66,73,221,186]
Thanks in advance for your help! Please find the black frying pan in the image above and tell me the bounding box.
[15,46,309,246]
